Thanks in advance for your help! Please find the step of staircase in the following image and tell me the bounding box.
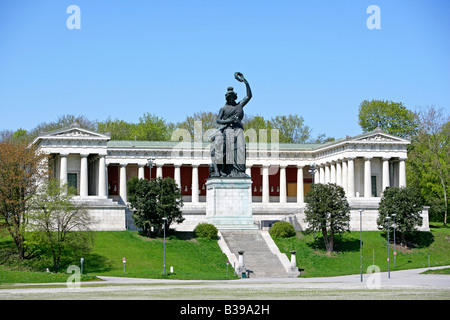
[220,230,289,278]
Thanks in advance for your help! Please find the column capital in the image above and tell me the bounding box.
[80,153,89,158]
[364,156,373,160]
[120,163,127,167]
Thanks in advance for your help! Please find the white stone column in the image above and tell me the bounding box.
[60,153,68,186]
[246,165,252,199]
[80,154,89,197]
[119,163,128,203]
[336,161,342,186]
[314,165,320,184]
[364,157,372,198]
[156,164,163,179]
[279,165,287,203]
[297,165,304,204]
[324,164,330,183]
[347,158,355,197]
[191,164,199,203]
[174,164,181,188]
[330,161,336,184]
[138,163,145,180]
[105,163,109,196]
[319,165,325,184]
[262,165,269,203]
[399,158,407,187]
[342,160,348,194]
[382,158,390,192]
[98,155,106,197]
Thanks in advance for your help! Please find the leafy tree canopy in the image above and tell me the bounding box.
[358,99,419,138]
[304,183,350,252]
[128,177,184,237]
[377,186,423,244]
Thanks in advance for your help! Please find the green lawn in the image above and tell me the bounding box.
[273,223,450,277]
[87,231,231,279]
[0,231,233,283]
[1,224,449,283]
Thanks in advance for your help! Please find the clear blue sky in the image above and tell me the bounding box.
[0,0,449,139]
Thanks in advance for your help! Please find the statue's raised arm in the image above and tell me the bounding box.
[235,72,252,107]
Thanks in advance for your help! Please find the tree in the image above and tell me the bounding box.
[0,140,49,259]
[176,111,218,141]
[304,183,350,252]
[27,179,95,272]
[358,99,419,138]
[407,106,449,226]
[269,114,312,143]
[96,117,136,140]
[377,187,423,245]
[133,112,174,141]
[27,114,97,142]
[128,177,184,237]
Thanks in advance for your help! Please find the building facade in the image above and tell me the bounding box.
[32,124,429,232]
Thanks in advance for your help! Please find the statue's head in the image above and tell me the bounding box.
[225,86,237,104]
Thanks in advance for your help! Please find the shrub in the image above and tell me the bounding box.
[194,223,218,240]
[269,221,296,238]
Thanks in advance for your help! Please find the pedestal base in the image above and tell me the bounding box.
[206,177,257,230]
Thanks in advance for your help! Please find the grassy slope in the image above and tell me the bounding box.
[0,231,232,283]
[88,231,231,279]
[273,224,450,277]
[1,225,449,283]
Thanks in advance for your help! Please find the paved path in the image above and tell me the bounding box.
[1,266,449,300]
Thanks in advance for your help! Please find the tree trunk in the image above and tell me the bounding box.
[321,228,332,253]
[329,228,335,252]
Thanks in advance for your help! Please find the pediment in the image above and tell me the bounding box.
[50,128,104,138]
[352,128,409,143]
[31,125,110,146]
[42,125,110,140]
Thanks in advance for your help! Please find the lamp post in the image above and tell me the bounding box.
[386,216,391,279]
[359,209,363,282]
[162,217,167,276]
[392,214,397,268]
[147,157,155,180]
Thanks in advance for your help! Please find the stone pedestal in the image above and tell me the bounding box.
[206,177,257,230]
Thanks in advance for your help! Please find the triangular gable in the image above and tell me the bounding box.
[46,127,110,139]
[351,128,410,143]
[31,125,110,146]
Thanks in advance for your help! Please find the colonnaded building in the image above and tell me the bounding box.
[32,124,429,232]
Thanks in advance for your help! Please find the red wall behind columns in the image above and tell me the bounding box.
[198,166,209,195]
[180,166,192,195]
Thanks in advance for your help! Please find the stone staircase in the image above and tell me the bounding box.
[219,230,291,278]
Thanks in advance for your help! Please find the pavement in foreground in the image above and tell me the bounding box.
[1,266,449,300]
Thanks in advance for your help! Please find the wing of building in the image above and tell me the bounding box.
[32,124,429,231]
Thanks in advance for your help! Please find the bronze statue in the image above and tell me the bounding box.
[209,72,252,178]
